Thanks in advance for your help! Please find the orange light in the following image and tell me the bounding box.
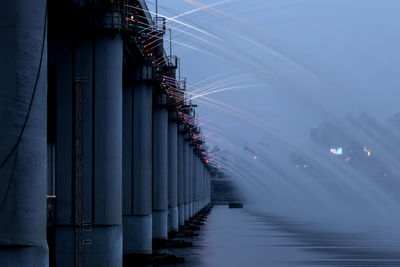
[363,146,371,157]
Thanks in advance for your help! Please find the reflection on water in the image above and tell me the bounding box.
[147,205,400,267]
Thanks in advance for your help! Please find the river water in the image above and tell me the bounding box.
[153,205,400,267]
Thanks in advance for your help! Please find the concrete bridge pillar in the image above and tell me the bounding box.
[45,4,124,265]
[203,162,206,209]
[60,33,123,267]
[89,31,123,267]
[199,159,203,210]
[208,170,211,203]
[123,65,153,255]
[208,171,211,203]
[0,1,48,266]
[205,170,208,206]
[152,93,169,240]
[200,158,204,210]
[168,112,179,232]
[47,22,123,267]
[193,154,199,215]
[189,145,194,218]
[205,169,208,207]
[205,165,208,207]
[198,157,201,213]
[177,125,185,226]
[183,137,190,221]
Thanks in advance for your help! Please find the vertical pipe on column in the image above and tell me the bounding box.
[0,1,48,265]
[152,94,168,240]
[168,112,178,232]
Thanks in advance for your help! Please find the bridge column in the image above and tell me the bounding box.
[205,169,208,207]
[177,125,185,226]
[205,169,208,206]
[207,170,211,204]
[183,137,190,221]
[193,154,199,215]
[123,65,153,254]
[203,162,207,208]
[89,30,123,267]
[47,6,123,265]
[0,1,48,266]
[198,158,201,212]
[152,93,169,240]
[199,159,203,210]
[189,145,194,218]
[205,165,208,207]
[168,112,179,232]
[198,156,201,213]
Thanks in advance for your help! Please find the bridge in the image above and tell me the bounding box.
[0,1,213,266]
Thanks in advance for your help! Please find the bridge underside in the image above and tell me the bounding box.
[0,1,212,266]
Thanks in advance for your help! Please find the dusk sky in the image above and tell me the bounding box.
[148,0,400,160]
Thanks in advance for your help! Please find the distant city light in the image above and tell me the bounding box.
[253,155,257,160]
[330,147,343,155]
[295,164,308,168]
[364,146,371,157]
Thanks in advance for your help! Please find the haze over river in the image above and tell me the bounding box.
[144,205,399,267]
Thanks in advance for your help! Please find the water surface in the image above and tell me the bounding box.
[153,205,400,267]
